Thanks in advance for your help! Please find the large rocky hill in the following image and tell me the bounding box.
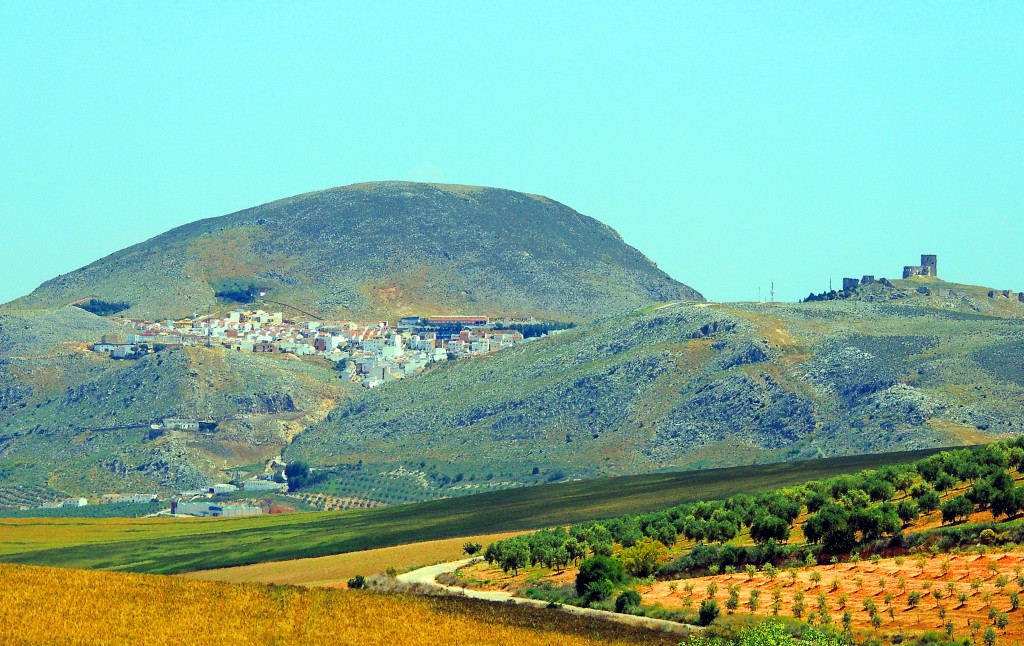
[12,182,702,321]
[3,279,1024,505]
[4,185,1024,508]
[287,282,1024,502]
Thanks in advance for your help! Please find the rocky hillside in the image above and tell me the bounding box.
[12,182,702,321]
[0,311,354,498]
[287,293,1024,498]
[4,266,1023,504]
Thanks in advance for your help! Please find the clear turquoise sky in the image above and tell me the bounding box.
[1,3,1021,304]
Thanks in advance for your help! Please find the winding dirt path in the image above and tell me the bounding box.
[398,558,696,636]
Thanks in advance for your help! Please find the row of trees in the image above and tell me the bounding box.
[484,438,1024,589]
[484,527,596,575]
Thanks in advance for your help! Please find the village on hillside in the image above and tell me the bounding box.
[88,309,570,389]
[4,311,576,515]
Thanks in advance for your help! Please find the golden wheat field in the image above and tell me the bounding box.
[183,531,525,587]
[0,563,677,645]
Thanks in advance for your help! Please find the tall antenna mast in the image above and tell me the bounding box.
[771,282,775,303]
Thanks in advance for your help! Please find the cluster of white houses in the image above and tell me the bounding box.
[37,493,158,510]
[91,311,536,388]
[33,481,282,515]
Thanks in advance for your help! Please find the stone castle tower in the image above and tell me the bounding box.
[903,254,938,279]
[921,255,937,276]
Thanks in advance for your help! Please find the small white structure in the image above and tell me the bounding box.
[211,483,238,495]
[163,418,200,431]
[111,345,141,359]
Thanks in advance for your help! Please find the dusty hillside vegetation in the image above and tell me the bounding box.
[3,280,1024,503]
[14,181,700,321]
[290,292,1024,501]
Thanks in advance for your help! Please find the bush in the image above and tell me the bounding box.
[584,579,615,603]
[619,537,666,577]
[614,589,642,613]
[347,574,365,589]
[699,599,721,626]
[575,555,625,596]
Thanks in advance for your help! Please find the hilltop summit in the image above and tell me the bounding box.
[14,182,703,321]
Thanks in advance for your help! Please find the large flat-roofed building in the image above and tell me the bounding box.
[426,316,490,326]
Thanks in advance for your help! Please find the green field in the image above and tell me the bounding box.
[0,448,947,575]
[0,502,163,519]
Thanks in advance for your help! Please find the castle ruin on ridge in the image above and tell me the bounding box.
[840,254,937,292]
[903,254,938,279]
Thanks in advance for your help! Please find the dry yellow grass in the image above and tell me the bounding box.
[0,563,675,645]
[184,531,525,587]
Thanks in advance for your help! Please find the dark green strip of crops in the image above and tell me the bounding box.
[2,448,949,574]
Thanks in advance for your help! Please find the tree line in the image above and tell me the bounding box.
[482,438,1024,612]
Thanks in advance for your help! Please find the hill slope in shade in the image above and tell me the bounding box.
[288,294,1024,495]
[13,182,702,321]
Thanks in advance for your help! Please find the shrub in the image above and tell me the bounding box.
[614,589,642,613]
[698,599,721,625]
[619,537,665,577]
[575,555,625,596]
[584,579,615,603]
[347,574,365,589]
